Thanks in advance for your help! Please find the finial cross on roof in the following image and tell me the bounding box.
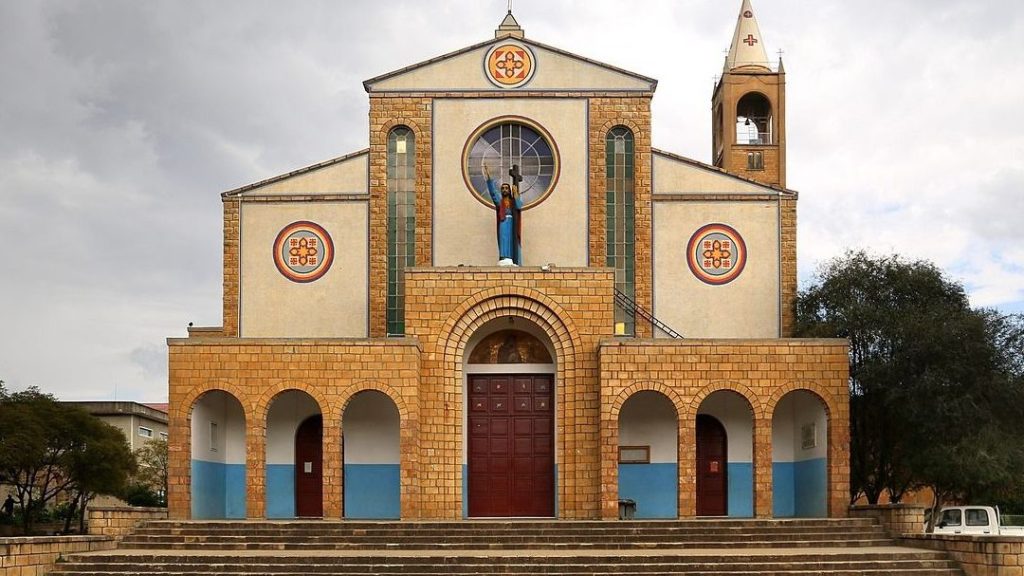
[507,0,513,13]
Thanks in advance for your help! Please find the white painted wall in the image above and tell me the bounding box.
[653,201,780,338]
[771,391,828,462]
[433,98,588,268]
[343,391,400,465]
[697,391,753,461]
[190,391,246,465]
[265,391,321,466]
[619,391,678,464]
[239,201,369,338]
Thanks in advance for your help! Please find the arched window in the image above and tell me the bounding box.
[387,127,415,335]
[606,127,635,335]
[735,93,773,145]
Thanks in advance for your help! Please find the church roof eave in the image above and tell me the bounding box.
[221,148,369,198]
[652,148,798,197]
[362,36,658,93]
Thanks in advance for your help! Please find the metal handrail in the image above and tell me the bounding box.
[613,289,684,339]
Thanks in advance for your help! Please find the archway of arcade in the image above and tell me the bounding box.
[342,390,401,519]
[464,318,556,518]
[696,390,755,518]
[190,390,247,519]
[617,390,679,519]
[772,390,829,518]
[265,390,323,518]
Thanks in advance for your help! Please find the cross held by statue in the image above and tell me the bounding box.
[509,164,523,186]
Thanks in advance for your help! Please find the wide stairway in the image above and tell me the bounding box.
[54,518,962,575]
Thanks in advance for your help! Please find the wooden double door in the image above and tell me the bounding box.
[468,374,554,517]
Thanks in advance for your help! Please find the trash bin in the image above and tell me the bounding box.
[618,499,636,520]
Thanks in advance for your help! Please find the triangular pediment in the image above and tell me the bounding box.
[364,37,656,93]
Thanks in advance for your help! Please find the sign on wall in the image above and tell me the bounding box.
[272,221,335,283]
[686,223,747,285]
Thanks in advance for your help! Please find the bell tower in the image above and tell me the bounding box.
[712,0,786,188]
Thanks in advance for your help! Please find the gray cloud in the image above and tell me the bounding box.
[1,0,1022,400]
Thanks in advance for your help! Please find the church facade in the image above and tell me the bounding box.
[167,1,850,521]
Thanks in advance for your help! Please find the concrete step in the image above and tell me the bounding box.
[52,549,963,576]
[53,519,964,576]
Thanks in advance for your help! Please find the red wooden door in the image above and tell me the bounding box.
[696,414,728,516]
[295,415,323,517]
[468,374,554,517]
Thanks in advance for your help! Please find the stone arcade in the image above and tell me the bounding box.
[167,1,850,522]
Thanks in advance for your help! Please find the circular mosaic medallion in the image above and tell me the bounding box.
[272,221,334,283]
[485,42,536,88]
[686,223,747,285]
[743,10,753,18]
[462,116,559,209]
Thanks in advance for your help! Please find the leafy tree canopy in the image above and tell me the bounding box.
[797,251,1024,519]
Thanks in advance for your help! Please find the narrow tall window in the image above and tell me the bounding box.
[387,127,416,335]
[606,127,635,335]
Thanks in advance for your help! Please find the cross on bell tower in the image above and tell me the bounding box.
[711,0,787,188]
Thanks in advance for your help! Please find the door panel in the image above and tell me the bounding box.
[468,374,554,517]
[295,415,323,517]
[696,414,728,516]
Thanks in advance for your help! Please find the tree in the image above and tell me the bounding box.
[132,437,168,506]
[0,386,135,533]
[62,417,137,533]
[797,251,1024,525]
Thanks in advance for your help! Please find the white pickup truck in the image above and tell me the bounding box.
[933,506,1024,536]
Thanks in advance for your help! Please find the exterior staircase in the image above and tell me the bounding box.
[54,518,963,575]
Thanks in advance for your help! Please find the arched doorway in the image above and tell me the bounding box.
[696,390,755,517]
[772,390,829,517]
[696,415,728,516]
[190,390,246,519]
[265,390,322,518]
[343,390,401,519]
[618,391,678,518]
[294,415,322,517]
[465,321,555,517]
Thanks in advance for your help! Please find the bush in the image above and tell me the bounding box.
[122,483,163,507]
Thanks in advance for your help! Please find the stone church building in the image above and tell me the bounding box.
[167,0,850,522]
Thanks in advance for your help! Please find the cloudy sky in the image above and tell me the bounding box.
[1,0,1021,402]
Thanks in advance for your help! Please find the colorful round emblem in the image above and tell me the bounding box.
[687,223,747,285]
[485,42,536,88]
[273,221,334,283]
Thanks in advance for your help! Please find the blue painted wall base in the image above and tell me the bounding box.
[266,464,296,519]
[773,458,826,518]
[618,463,677,519]
[191,460,245,519]
[344,464,400,519]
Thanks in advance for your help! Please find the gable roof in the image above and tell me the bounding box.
[221,148,369,198]
[652,148,798,197]
[363,36,657,93]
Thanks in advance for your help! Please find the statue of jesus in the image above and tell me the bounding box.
[483,164,523,266]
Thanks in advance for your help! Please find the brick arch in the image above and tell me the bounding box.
[380,118,425,141]
[337,380,410,424]
[180,380,253,423]
[254,381,332,425]
[600,118,645,140]
[688,381,762,420]
[439,285,580,351]
[436,290,583,518]
[764,381,837,419]
[608,381,686,420]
